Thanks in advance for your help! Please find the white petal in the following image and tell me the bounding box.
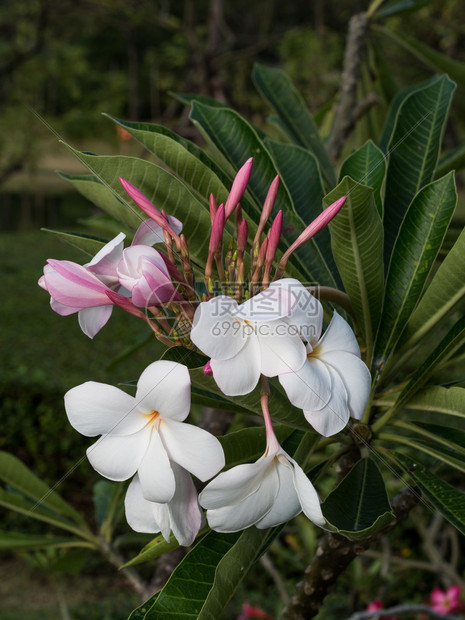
[152,502,171,542]
[86,233,125,281]
[132,219,165,246]
[303,366,350,437]
[238,285,295,321]
[199,458,270,509]
[257,323,306,376]
[190,296,247,360]
[137,429,175,503]
[279,358,332,412]
[50,298,80,316]
[64,382,145,437]
[204,462,279,532]
[86,426,151,481]
[124,475,161,534]
[321,351,372,420]
[271,279,323,344]
[160,419,225,481]
[168,463,203,546]
[135,361,191,421]
[78,305,113,338]
[317,311,361,357]
[290,457,325,526]
[255,458,301,528]
[210,335,261,396]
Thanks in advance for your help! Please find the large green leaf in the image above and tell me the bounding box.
[321,458,394,539]
[59,172,143,231]
[219,426,294,469]
[161,346,209,369]
[189,101,337,286]
[378,76,439,153]
[382,75,456,261]
[392,452,465,536]
[0,532,91,551]
[436,143,465,177]
[128,530,240,619]
[377,25,465,88]
[399,227,465,352]
[326,177,384,362]
[0,451,87,529]
[252,63,336,188]
[41,228,106,257]
[104,116,233,205]
[376,0,431,18]
[339,140,386,215]
[264,138,339,280]
[393,316,465,411]
[376,385,465,419]
[62,147,213,264]
[374,172,457,368]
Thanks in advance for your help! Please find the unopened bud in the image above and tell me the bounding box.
[225,158,253,219]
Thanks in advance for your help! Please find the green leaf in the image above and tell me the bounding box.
[0,532,90,551]
[399,227,465,352]
[189,101,337,286]
[374,172,457,367]
[121,534,181,569]
[321,458,394,539]
[436,143,465,177]
[41,228,106,257]
[0,451,87,529]
[378,385,465,419]
[391,452,465,536]
[414,423,465,453]
[377,25,465,88]
[339,140,386,215]
[376,0,430,18]
[383,75,456,261]
[161,346,209,369]
[129,530,241,619]
[252,63,336,188]
[378,76,439,153]
[104,116,233,204]
[61,146,213,264]
[326,177,384,362]
[394,316,465,411]
[93,480,124,541]
[264,138,339,280]
[59,172,142,231]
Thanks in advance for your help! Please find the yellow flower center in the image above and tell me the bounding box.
[144,410,161,426]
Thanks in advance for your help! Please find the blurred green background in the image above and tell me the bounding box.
[2,0,465,617]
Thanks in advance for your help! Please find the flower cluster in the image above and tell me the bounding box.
[39,158,371,545]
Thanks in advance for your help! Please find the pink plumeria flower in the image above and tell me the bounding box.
[199,409,324,532]
[117,245,182,307]
[431,585,461,614]
[125,467,204,547]
[279,310,371,437]
[38,233,126,338]
[64,361,225,505]
[190,279,321,396]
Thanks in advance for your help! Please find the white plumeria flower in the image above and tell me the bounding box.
[190,278,322,396]
[64,361,225,504]
[125,468,204,546]
[279,311,372,437]
[199,431,325,532]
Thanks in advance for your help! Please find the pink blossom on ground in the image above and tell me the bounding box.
[430,585,461,614]
[237,601,274,620]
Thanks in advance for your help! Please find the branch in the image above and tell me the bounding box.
[280,487,420,620]
[327,12,369,162]
[347,604,462,620]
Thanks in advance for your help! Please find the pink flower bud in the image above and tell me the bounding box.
[120,177,179,238]
[209,194,218,223]
[237,219,248,253]
[209,204,226,255]
[265,210,283,265]
[203,360,213,376]
[253,175,280,249]
[225,158,253,219]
